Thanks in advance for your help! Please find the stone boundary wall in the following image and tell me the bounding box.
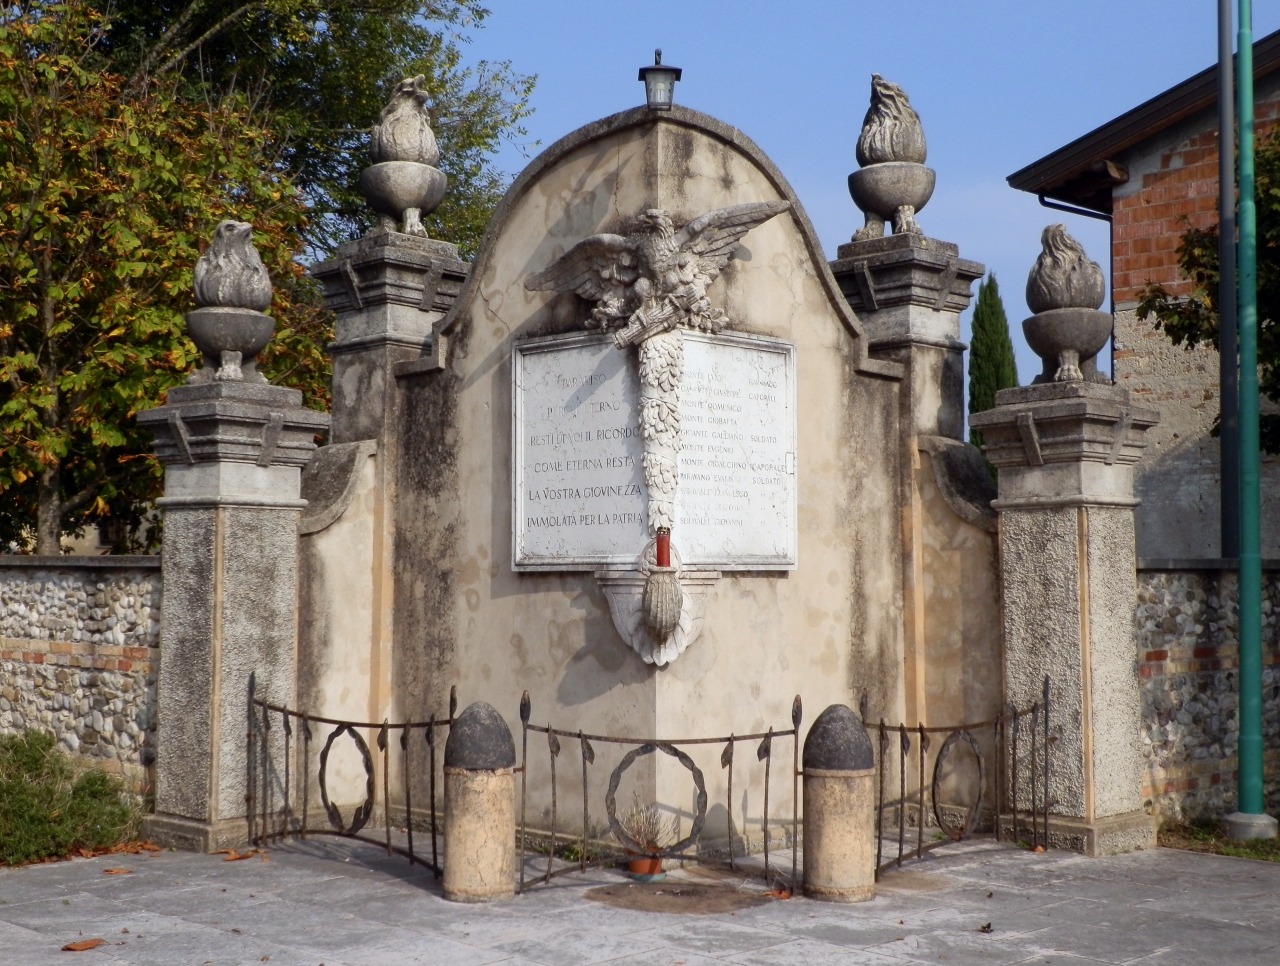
[0,557,161,791]
[1137,564,1280,822]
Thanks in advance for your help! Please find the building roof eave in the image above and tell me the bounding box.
[1007,28,1280,212]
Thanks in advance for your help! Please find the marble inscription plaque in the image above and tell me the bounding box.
[677,332,796,568]
[513,331,797,570]
[513,334,646,569]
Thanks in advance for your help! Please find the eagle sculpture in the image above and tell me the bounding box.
[524,201,791,346]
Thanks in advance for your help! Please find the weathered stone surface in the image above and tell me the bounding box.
[443,769,516,902]
[387,103,905,826]
[0,562,159,790]
[1135,566,1280,821]
[803,704,874,771]
[444,701,516,770]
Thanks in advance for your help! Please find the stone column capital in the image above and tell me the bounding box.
[830,233,984,347]
[138,382,330,509]
[311,230,469,355]
[969,383,1159,510]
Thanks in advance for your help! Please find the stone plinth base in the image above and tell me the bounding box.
[998,810,1156,857]
[1224,811,1279,840]
[144,813,250,853]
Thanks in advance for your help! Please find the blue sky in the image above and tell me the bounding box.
[458,1,1280,387]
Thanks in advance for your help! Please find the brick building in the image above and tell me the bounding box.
[1009,29,1280,562]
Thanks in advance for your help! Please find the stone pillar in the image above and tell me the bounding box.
[443,702,516,902]
[970,382,1159,855]
[831,235,990,728]
[138,382,329,850]
[802,704,876,902]
[311,231,467,445]
[831,233,983,441]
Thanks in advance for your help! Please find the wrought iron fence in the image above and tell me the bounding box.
[515,691,803,893]
[872,676,1053,878]
[246,674,456,876]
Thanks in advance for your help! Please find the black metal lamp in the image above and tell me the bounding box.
[638,49,681,111]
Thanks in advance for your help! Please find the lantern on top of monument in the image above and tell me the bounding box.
[1022,224,1111,385]
[638,49,682,111]
[185,220,275,384]
[848,75,935,242]
[359,75,448,236]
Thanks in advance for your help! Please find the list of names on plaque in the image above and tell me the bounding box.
[677,333,796,567]
[513,334,646,568]
[513,330,797,571]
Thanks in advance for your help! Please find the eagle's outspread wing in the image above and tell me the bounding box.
[523,233,640,303]
[672,201,791,284]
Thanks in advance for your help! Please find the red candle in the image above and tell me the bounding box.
[656,528,671,568]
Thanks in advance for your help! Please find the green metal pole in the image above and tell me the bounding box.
[1236,0,1265,819]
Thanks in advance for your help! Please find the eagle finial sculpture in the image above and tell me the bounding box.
[524,201,791,346]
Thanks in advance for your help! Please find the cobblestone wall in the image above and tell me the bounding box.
[0,560,161,790]
[1137,567,1280,822]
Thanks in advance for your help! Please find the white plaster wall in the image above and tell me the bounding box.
[408,112,904,832]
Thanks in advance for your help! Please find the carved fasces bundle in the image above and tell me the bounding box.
[1026,224,1105,313]
[644,568,683,640]
[370,74,439,165]
[856,74,926,166]
[192,221,272,311]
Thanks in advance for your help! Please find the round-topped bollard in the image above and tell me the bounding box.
[802,704,876,902]
[443,702,516,902]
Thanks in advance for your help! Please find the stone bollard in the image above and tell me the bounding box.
[443,702,517,902]
[802,704,876,902]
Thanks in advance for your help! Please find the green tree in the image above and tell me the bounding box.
[101,0,535,257]
[967,274,1019,449]
[1137,131,1280,452]
[0,2,325,554]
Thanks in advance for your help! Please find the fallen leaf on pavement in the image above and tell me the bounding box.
[103,869,131,875]
[62,939,105,951]
[764,888,791,899]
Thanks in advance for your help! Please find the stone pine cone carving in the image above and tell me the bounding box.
[856,74,927,166]
[192,221,272,311]
[370,74,439,166]
[1026,224,1106,313]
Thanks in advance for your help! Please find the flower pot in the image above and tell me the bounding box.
[627,855,665,881]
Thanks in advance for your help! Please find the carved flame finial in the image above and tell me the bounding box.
[193,221,271,311]
[856,74,926,167]
[1026,224,1105,314]
[370,74,439,166]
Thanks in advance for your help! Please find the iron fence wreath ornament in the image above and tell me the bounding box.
[317,723,376,835]
[605,741,708,857]
[931,729,985,841]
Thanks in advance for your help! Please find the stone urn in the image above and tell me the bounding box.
[360,75,448,236]
[848,75,935,240]
[1023,224,1111,384]
[186,220,275,384]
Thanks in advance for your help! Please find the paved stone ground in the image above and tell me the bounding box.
[1,837,1278,965]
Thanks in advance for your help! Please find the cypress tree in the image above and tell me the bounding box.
[967,274,1019,449]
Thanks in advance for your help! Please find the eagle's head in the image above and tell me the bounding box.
[641,208,675,239]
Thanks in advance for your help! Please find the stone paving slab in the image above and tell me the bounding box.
[1,837,1278,965]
